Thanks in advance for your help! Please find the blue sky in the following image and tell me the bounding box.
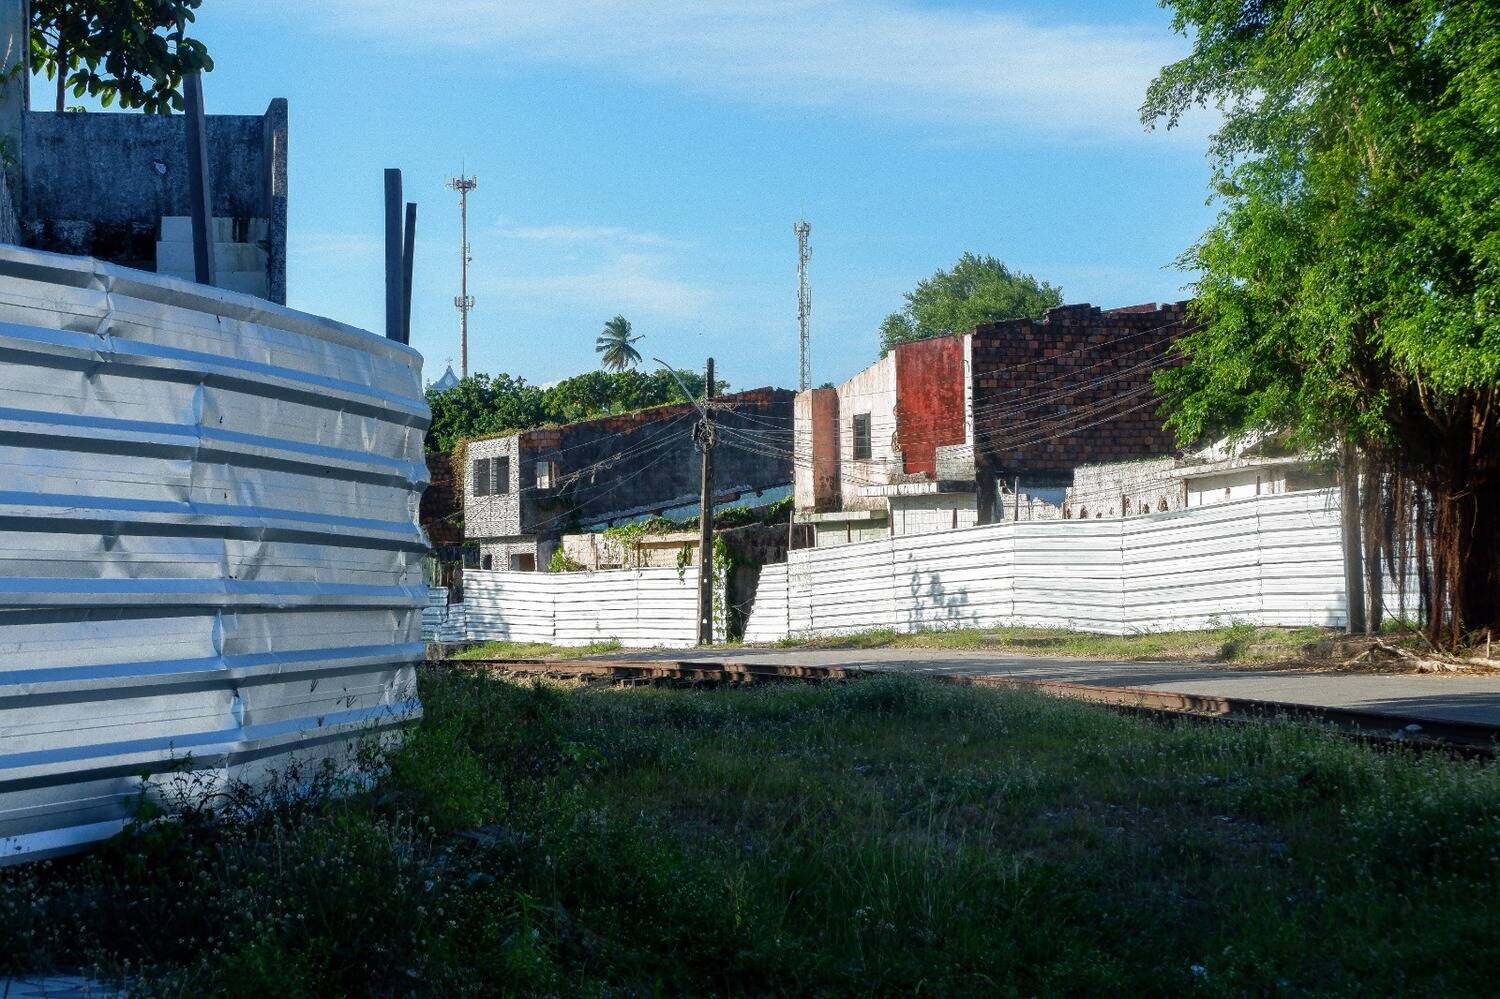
[42,1,1217,390]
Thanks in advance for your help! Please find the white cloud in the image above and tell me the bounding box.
[281,1,1190,140]
[497,221,679,247]
[481,250,715,322]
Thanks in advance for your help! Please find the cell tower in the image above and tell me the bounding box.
[794,219,811,391]
[446,173,478,377]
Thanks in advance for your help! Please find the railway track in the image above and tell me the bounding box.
[438,657,1500,757]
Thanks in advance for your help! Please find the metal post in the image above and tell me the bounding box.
[1013,476,1021,522]
[183,72,215,287]
[1341,439,1367,635]
[402,202,417,343]
[384,169,404,343]
[697,358,716,645]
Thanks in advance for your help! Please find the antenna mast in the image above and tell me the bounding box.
[794,219,811,391]
[447,173,478,377]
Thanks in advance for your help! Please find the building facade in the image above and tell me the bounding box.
[464,388,795,569]
[794,301,1190,546]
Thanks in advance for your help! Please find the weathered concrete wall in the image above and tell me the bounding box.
[464,389,795,559]
[972,302,1187,482]
[20,102,288,302]
[890,491,979,536]
[893,335,967,477]
[835,353,897,510]
[794,387,840,512]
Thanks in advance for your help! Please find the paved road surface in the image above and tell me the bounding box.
[593,647,1500,727]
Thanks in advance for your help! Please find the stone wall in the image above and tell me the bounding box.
[420,452,463,550]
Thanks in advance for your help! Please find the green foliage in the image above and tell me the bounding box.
[8,669,1500,994]
[594,314,642,372]
[546,548,584,573]
[1142,0,1500,646]
[425,369,711,453]
[1143,0,1500,448]
[31,0,214,114]
[879,252,1063,355]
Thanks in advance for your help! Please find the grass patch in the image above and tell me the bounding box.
[450,638,623,660]
[773,623,1359,665]
[5,671,1499,994]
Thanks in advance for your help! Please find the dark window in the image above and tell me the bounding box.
[852,414,872,460]
[472,456,510,496]
[480,554,493,570]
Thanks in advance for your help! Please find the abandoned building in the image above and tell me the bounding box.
[0,14,288,303]
[464,388,795,570]
[794,301,1191,546]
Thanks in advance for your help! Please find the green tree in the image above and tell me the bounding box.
[425,368,713,452]
[879,253,1062,355]
[595,315,642,372]
[1143,0,1500,648]
[31,1,213,114]
[425,373,546,453]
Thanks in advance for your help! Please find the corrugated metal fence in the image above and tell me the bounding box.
[745,489,1395,640]
[0,247,429,863]
[465,566,720,648]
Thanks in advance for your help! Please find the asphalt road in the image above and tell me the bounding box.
[594,646,1500,727]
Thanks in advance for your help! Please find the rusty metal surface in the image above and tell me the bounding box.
[0,246,429,863]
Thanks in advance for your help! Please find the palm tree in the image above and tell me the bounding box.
[595,315,643,372]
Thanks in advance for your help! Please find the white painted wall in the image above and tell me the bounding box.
[744,489,1410,639]
[835,353,898,510]
[464,566,722,648]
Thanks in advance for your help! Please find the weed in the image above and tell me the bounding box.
[4,669,1498,994]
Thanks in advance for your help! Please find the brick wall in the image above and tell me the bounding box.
[971,302,1189,481]
[464,388,795,545]
[420,452,463,550]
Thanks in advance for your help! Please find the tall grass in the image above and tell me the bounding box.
[4,669,1498,995]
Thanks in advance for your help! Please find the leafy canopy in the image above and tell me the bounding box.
[879,253,1062,355]
[425,368,714,453]
[32,0,214,114]
[595,315,642,372]
[1142,0,1500,452]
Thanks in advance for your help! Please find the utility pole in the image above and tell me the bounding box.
[696,358,716,645]
[183,72,215,288]
[794,219,812,391]
[447,173,477,376]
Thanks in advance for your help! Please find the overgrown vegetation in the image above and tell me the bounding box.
[5,670,1498,994]
[451,639,621,660]
[425,368,718,453]
[32,0,213,114]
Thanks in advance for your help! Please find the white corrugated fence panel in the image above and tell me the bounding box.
[0,246,428,864]
[743,563,790,643]
[892,522,1015,633]
[1011,519,1125,633]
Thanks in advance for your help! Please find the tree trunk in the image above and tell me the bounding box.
[1361,456,1383,634]
[54,39,65,112]
[1341,440,1367,635]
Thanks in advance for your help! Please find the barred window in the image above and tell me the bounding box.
[852,413,872,460]
[472,456,510,496]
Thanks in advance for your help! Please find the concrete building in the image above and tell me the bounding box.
[1067,438,1336,518]
[0,5,287,301]
[464,388,795,570]
[795,302,1190,546]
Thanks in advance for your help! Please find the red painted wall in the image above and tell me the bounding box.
[895,336,967,477]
